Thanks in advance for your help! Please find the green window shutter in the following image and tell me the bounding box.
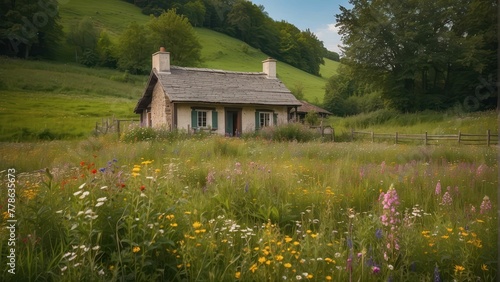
[273,113,278,126]
[255,111,260,130]
[191,109,197,129]
[212,111,218,129]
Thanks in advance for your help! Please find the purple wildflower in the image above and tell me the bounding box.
[441,191,453,206]
[433,265,441,282]
[372,266,381,274]
[375,229,383,239]
[435,181,441,195]
[480,195,492,214]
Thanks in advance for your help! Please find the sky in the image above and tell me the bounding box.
[250,0,350,54]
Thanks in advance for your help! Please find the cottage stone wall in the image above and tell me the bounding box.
[150,83,172,129]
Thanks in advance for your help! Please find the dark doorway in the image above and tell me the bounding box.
[225,109,241,136]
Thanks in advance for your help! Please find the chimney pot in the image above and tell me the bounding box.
[160,46,166,52]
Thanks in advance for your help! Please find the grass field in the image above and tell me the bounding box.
[0,136,497,281]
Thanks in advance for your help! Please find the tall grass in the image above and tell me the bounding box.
[0,136,497,281]
[329,109,498,139]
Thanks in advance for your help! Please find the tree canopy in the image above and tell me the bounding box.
[335,0,497,112]
[0,0,63,58]
[117,9,202,74]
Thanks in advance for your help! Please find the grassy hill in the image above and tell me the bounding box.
[0,0,340,141]
[54,0,338,102]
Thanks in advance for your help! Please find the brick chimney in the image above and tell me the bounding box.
[152,47,170,73]
[262,57,277,79]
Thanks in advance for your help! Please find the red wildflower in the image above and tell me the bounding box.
[91,169,97,174]
[140,185,146,191]
[80,161,85,167]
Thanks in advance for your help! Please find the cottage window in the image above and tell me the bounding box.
[259,112,271,128]
[197,110,207,128]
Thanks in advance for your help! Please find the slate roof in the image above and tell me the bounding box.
[135,66,301,113]
[292,100,332,115]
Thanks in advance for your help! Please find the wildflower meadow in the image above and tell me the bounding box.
[0,136,497,281]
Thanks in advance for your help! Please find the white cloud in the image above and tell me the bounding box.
[315,22,343,54]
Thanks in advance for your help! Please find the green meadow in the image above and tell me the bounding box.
[0,1,497,280]
[0,136,497,281]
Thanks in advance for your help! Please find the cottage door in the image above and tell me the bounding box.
[225,110,240,137]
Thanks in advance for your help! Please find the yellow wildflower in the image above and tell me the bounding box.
[132,166,141,172]
[326,276,332,280]
[307,274,313,279]
[284,263,292,268]
[170,223,178,227]
[141,160,153,165]
[454,265,465,273]
[285,236,293,243]
[235,271,241,279]
[481,264,488,271]
[446,228,453,232]
[293,241,300,246]
[275,255,284,261]
[132,246,141,253]
[192,221,202,229]
[310,233,318,239]
[258,257,266,264]
[249,264,258,273]
[441,235,449,239]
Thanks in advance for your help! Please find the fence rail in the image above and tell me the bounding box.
[350,129,498,146]
[95,117,140,136]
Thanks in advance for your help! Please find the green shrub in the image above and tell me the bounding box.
[120,126,190,142]
[257,123,318,142]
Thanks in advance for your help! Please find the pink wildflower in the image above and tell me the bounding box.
[206,171,215,185]
[480,196,492,214]
[380,185,400,226]
[435,181,441,195]
[441,191,453,206]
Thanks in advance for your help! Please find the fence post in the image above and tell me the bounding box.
[332,127,335,142]
[117,120,121,137]
[371,131,374,142]
[487,129,490,146]
[395,132,398,144]
[458,131,461,144]
[424,132,428,145]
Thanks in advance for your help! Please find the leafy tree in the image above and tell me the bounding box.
[96,30,117,68]
[296,29,326,76]
[336,0,497,112]
[182,0,206,27]
[117,22,153,74]
[0,0,63,58]
[290,82,305,101]
[67,17,99,63]
[325,50,340,62]
[148,9,202,66]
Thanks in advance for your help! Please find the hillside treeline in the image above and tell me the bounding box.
[123,0,333,76]
[324,0,497,114]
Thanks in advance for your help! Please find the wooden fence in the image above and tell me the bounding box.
[95,117,140,136]
[350,129,498,146]
[310,126,335,141]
